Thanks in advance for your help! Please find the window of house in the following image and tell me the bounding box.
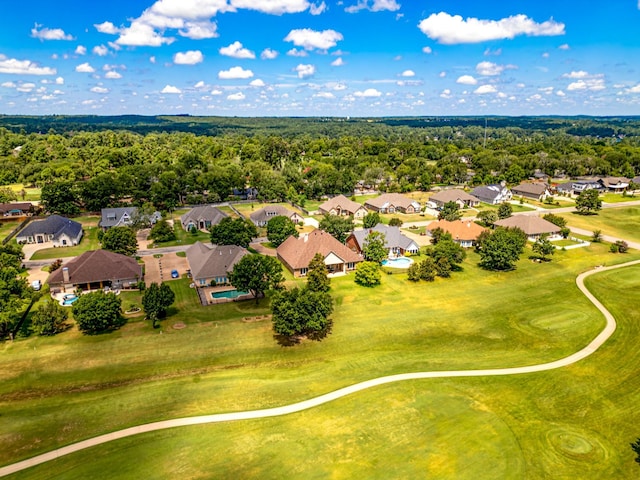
[300,267,308,276]
[199,279,206,286]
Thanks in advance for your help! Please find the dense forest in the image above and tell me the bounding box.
[1,115,639,213]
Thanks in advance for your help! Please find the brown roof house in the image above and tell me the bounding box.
[318,195,368,219]
[186,241,249,287]
[0,202,34,217]
[426,219,487,248]
[511,182,552,201]
[494,215,561,241]
[428,190,480,209]
[249,205,304,227]
[364,193,421,214]
[277,229,363,277]
[47,249,143,292]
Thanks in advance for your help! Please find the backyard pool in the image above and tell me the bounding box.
[381,257,414,269]
[211,290,249,299]
[61,294,79,306]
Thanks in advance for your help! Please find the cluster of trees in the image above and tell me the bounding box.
[72,291,124,335]
[476,227,528,271]
[408,230,467,281]
[0,244,34,339]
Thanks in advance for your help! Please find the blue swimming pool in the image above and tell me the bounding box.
[211,290,249,299]
[381,257,414,269]
[61,294,79,306]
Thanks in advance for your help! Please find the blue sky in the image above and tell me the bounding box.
[1,0,639,116]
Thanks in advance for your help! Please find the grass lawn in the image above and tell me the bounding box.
[601,193,639,204]
[518,198,575,209]
[28,226,101,260]
[149,221,210,248]
[1,183,41,202]
[476,202,536,213]
[0,219,22,241]
[232,202,306,219]
[3,244,640,478]
[560,206,640,243]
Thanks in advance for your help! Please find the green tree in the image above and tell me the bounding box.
[497,202,513,219]
[591,229,603,243]
[355,261,381,287]
[417,257,437,281]
[41,181,80,215]
[102,226,138,256]
[430,235,466,272]
[80,173,122,212]
[271,287,333,341]
[30,299,69,336]
[318,214,354,243]
[0,244,31,340]
[532,233,555,261]
[149,219,176,243]
[266,215,299,247]
[362,211,381,229]
[210,217,258,248]
[142,282,176,327]
[0,186,17,203]
[477,227,527,271]
[388,217,403,227]
[362,231,388,264]
[306,253,330,293]
[630,438,640,465]
[476,210,498,227]
[575,189,602,214]
[542,213,567,228]
[407,263,421,282]
[72,291,123,335]
[438,201,462,221]
[229,254,284,304]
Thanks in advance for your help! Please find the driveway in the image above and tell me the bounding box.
[141,252,190,285]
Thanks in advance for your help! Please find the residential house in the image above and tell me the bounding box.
[180,205,227,232]
[318,195,368,219]
[15,215,83,246]
[470,183,513,205]
[598,176,629,192]
[632,176,640,187]
[493,215,561,241]
[249,205,304,227]
[100,207,161,230]
[232,187,258,200]
[346,224,420,257]
[0,202,34,217]
[428,190,480,209]
[572,178,603,194]
[277,229,363,277]
[47,249,142,292]
[186,241,249,287]
[426,219,487,248]
[511,182,552,201]
[364,193,421,214]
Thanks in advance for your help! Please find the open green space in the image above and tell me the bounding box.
[2,241,640,477]
[28,226,101,260]
[1,183,41,202]
[560,206,640,243]
[601,193,638,204]
[0,219,22,241]
[476,202,536,213]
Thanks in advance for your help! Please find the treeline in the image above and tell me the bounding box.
[0,116,639,213]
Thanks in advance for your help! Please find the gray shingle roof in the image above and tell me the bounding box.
[349,224,418,252]
[18,215,82,241]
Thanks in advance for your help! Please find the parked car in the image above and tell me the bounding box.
[31,280,41,291]
[171,269,179,278]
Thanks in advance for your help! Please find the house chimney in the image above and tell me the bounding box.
[62,267,70,283]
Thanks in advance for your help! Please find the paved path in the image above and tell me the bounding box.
[2,258,640,477]
[567,226,640,251]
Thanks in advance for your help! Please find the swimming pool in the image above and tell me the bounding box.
[61,294,79,306]
[381,257,414,269]
[211,290,249,299]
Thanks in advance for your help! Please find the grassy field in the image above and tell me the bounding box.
[2,243,640,478]
[601,193,638,204]
[560,206,640,243]
[0,219,22,241]
[1,183,41,202]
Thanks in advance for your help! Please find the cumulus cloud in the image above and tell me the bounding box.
[0,56,56,75]
[287,48,308,57]
[17,83,36,92]
[400,70,415,77]
[174,50,203,65]
[456,75,477,85]
[261,48,278,60]
[476,61,516,76]
[627,84,640,93]
[440,89,452,98]
[331,57,345,66]
[250,79,265,87]
[474,84,498,94]
[418,12,565,44]
[309,2,327,15]
[75,62,96,73]
[345,0,400,13]
[116,22,175,46]
[218,66,254,79]
[31,24,74,41]
[91,86,109,94]
[567,79,605,91]
[558,43,570,50]
[105,71,122,79]
[1,81,17,88]
[295,63,316,78]
[556,90,566,96]
[93,45,109,56]
[354,88,382,97]
[562,70,590,79]
[422,46,432,54]
[75,45,87,55]
[227,91,245,101]
[284,28,343,51]
[95,21,119,34]
[219,41,255,59]
[161,85,181,94]
[313,91,335,98]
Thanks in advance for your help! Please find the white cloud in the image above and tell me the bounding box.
[331,57,345,66]
[174,50,203,65]
[75,45,87,55]
[31,24,74,41]
[284,28,343,51]
[567,79,606,91]
[161,85,181,94]
[400,70,415,77]
[439,71,446,78]
[250,79,265,87]
[345,0,400,13]
[422,46,432,54]
[562,70,590,79]
[313,91,335,99]
[95,21,119,34]
[261,48,278,60]
[179,21,218,39]
[627,84,640,93]
[93,45,109,56]
[1,81,17,88]
[295,63,316,78]
[0,57,56,75]
[194,81,206,88]
[227,92,245,101]
[287,48,308,57]
[150,56,157,64]
[418,12,565,44]
[230,0,311,15]
[75,62,95,73]
[475,61,516,76]
[310,2,327,15]
[558,43,570,50]
[116,21,174,46]
[474,84,498,94]
[17,83,36,92]
[484,47,502,56]
[440,89,451,98]
[456,75,477,85]
[210,89,222,95]
[91,86,109,94]
[218,66,254,79]
[354,88,382,97]
[539,86,554,94]
[105,71,122,79]
[220,41,255,59]
[556,90,566,96]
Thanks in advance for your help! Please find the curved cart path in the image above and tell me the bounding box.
[2,259,640,478]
